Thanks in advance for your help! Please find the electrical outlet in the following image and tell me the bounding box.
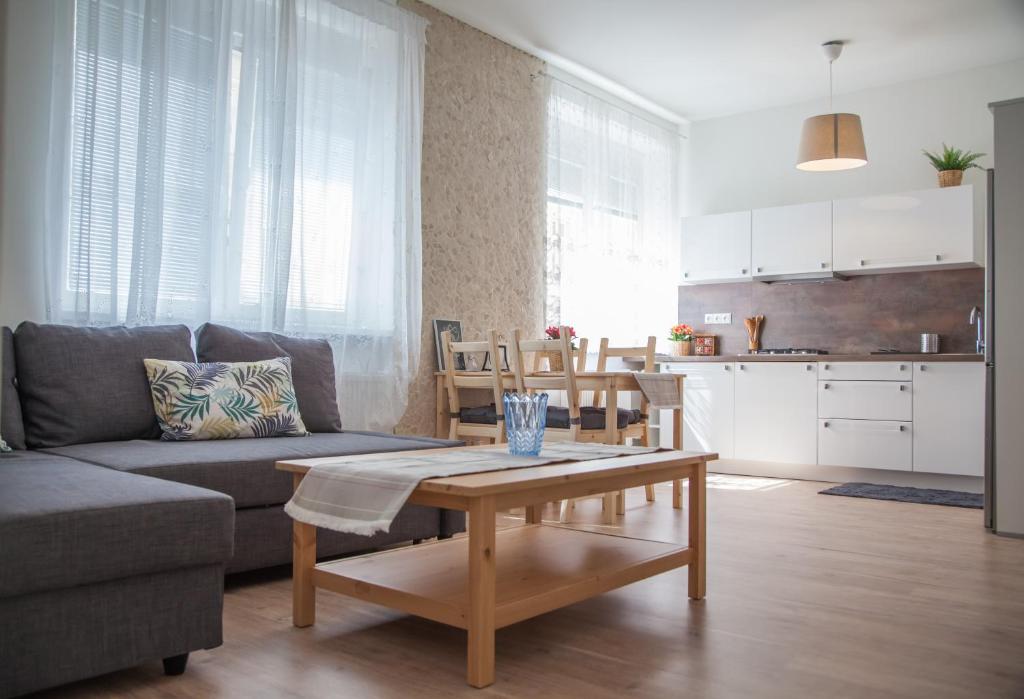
[704,313,732,325]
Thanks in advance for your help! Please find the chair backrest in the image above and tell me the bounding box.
[527,336,588,374]
[442,329,507,441]
[592,336,657,408]
[511,326,581,436]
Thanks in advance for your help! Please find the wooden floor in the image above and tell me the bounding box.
[40,476,1024,698]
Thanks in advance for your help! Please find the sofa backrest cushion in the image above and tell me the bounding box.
[1,328,26,450]
[195,323,342,432]
[14,322,195,447]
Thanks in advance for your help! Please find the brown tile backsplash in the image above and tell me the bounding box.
[678,269,984,355]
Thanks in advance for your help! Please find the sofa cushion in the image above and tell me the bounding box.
[1,328,25,450]
[43,431,460,509]
[0,451,233,598]
[195,323,342,433]
[145,357,309,440]
[13,322,195,447]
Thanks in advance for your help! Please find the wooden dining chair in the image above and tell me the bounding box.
[511,327,643,523]
[593,336,658,510]
[441,330,508,444]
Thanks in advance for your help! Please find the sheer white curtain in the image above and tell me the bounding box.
[546,78,679,347]
[45,0,426,430]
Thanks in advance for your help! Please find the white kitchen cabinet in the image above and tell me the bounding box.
[734,361,818,464]
[680,211,752,284]
[818,380,913,421]
[833,185,980,274]
[751,201,832,279]
[912,361,985,476]
[819,361,911,381]
[663,362,734,459]
[818,419,913,471]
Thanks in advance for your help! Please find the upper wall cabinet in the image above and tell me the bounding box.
[680,211,752,284]
[833,185,980,274]
[751,201,832,280]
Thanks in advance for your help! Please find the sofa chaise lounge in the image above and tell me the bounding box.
[0,322,463,697]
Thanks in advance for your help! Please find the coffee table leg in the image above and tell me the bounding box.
[292,473,316,627]
[672,406,684,509]
[467,497,497,687]
[688,461,706,600]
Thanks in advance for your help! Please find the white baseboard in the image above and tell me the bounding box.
[708,458,984,493]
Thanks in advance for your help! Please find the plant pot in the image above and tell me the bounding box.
[938,170,964,188]
[542,350,564,372]
[671,340,693,356]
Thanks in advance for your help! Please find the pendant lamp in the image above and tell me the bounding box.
[796,41,867,171]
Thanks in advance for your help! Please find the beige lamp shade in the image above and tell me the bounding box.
[796,113,867,171]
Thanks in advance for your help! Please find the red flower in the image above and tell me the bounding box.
[545,325,577,340]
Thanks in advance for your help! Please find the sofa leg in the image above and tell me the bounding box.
[163,653,189,676]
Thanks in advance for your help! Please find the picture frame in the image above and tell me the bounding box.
[432,319,465,371]
[694,333,717,356]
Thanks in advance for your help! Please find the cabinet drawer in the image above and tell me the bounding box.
[818,380,912,420]
[818,419,913,471]
[818,361,911,381]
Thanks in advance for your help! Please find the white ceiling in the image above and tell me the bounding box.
[421,0,1024,122]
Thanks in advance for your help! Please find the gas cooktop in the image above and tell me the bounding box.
[750,348,829,355]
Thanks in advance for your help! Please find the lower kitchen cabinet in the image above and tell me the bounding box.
[665,362,734,459]
[912,361,985,476]
[734,361,818,464]
[819,419,913,471]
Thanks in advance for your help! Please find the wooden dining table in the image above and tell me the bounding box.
[433,370,688,507]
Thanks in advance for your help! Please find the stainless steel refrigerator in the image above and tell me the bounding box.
[987,98,1024,536]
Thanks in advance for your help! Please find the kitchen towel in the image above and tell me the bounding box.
[285,442,660,535]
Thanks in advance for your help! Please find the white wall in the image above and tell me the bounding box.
[688,58,1024,227]
[0,0,57,328]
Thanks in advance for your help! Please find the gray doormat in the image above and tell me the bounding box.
[819,482,983,509]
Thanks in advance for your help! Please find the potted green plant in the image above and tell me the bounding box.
[668,323,694,356]
[922,144,985,188]
[543,325,577,372]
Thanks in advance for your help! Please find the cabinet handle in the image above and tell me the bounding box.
[738,364,746,370]
[820,261,829,269]
[919,364,927,371]
[806,364,814,371]
[822,383,830,389]
[823,421,830,428]
[823,364,830,370]
[756,266,763,273]
[683,271,689,278]
[723,365,730,371]
[899,365,906,371]
[899,425,907,432]
[899,384,907,391]
[741,268,748,275]
[859,253,944,268]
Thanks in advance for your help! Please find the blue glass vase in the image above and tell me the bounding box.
[503,392,548,456]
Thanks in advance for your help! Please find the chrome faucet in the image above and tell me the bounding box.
[969,306,984,354]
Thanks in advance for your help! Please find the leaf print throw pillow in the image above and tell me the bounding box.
[144,357,310,441]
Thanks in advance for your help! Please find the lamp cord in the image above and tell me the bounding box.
[828,59,834,112]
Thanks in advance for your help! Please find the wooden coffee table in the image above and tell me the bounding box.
[276,446,713,688]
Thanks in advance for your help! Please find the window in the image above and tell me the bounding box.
[50,0,426,430]
[61,0,413,338]
[546,79,679,346]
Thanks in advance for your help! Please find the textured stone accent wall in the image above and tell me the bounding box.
[395,1,547,436]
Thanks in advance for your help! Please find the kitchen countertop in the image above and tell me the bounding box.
[627,353,984,364]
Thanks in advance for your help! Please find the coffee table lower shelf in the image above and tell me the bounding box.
[312,525,690,631]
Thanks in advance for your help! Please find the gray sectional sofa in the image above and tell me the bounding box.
[0,322,463,697]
